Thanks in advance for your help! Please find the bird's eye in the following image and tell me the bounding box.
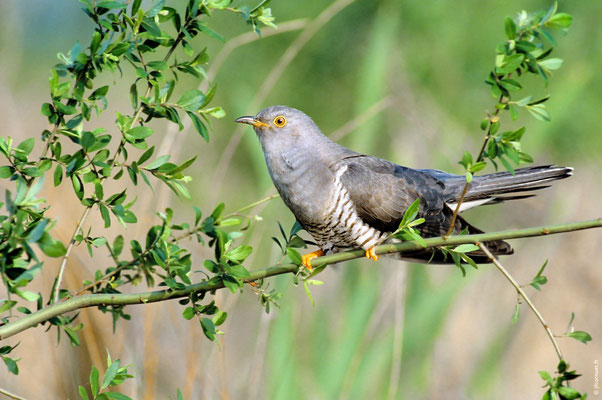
[273,116,287,128]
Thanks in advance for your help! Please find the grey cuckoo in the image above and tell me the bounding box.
[236,106,572,269]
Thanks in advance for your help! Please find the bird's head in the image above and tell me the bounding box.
[235,106,325,149]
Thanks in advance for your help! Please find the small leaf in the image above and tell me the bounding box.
[303,281,315,307]
[504,16,516,40]
[286,248,302,265]
[539,58,563,71]
[90,366,100,397]
[2,356,19,375]
[144,155,170,170]
[200,318,216,341]
[545,13,573,29]
[17,138,35,156]
[78,386,90,400]
[126,126,153,140]
[538,370,553,385]
[177,90,206,112]
[101,360,121,389]
[187,112,209,141]
[453,244,479,253]
[512,303,520,324]
[40,240,67,257]
[557,386,581,399]
[566,331,592,344]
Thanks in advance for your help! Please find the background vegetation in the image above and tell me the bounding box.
[0,0,600,398]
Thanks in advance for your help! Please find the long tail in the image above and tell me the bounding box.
[441,165,573,211]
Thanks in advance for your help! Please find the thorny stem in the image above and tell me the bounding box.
[2,218,598,340]
[477,242,564,361]
[445,93,505,239]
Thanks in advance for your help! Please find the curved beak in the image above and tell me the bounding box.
[235,116,269,128]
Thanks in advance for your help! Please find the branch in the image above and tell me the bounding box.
[0,218,599,340]
[477,243,563,360]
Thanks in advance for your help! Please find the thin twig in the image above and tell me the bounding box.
[52,206,92,303]
[444,95,504,239]
[0,387,27,400]
[2,218,599,340]
[477,242,563,360]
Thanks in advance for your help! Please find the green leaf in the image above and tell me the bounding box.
[53,101,78,115]
[504,16,516,40]
[538,370,553,385]
[286,248,302,265]
[90,85,109,100]
[17,138,35,156]
[525,104,551,122]
[78,386,90,400]
[201,318,216,341]
[97,1,127,9]
[498,54,524,74]
[101,360,121,390]
[90,366,100,397]
[0,165,13,178]
[556,386,581,399]
[0,300,17,313]
[566,331,592,344]
[105,392,133,400]
[2,356,19,375]
[399,198,420,228]
[182,306,195,320]
[187,112,209,141]
[303,281,315,307]
[130,83,138,109]
[225,245,252,262]
[545,13,573,29]
[147,61,168,70]
[177,90,205,112]
[201,107,226,119]
[453,244,479,253]
[212,310,228,326]
[144,155,170,170]
[99,203,111,228]
[40,240,67,257]
[539,58,563,71]
[512,303,520,324]
[26,219,49,243]
[126,126,153,140]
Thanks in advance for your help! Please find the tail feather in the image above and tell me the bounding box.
[441,165,572,207]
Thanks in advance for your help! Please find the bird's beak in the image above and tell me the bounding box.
[235,116,269,128]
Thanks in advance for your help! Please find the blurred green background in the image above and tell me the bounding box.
[1,1,601,399]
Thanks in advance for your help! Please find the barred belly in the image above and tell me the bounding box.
[302,165,388,252]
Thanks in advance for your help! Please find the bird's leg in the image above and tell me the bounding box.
[365,246,380,261]
[301,249,325,271]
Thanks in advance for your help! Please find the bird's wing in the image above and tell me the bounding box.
[337,155,448,235]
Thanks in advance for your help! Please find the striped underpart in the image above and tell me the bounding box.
[303,165,388,252]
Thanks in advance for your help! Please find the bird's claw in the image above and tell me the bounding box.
[365,247,380,261]
[301,249,325,271]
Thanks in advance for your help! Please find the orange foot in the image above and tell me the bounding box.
[365,246,380,261]
[301,249,325,271]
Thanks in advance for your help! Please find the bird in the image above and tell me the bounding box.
[235,106,572,269]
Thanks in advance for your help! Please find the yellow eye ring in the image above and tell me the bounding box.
[273,116,287,128]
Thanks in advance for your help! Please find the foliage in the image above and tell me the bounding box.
[0,1,597,399]
[0,0,276,373]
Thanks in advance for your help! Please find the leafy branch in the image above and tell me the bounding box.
[445,3,572,238]
[0,218,599,341]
